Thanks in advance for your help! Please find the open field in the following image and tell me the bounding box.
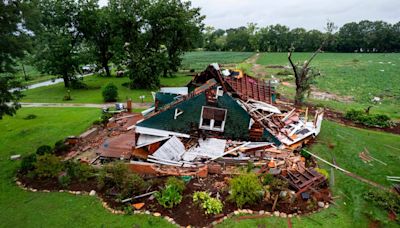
[0,108,399,227]
[181,51,254,70]
[257,52,400,119]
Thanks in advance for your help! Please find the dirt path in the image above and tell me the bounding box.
[20,102,152,109]
[245,53,267,78]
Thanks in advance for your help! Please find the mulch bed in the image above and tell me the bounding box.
[18,173,331,227]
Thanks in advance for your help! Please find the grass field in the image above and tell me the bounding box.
[257,52,400,119]
[181,51,254,70]
[22,74,192,103]
[0,108,398,227]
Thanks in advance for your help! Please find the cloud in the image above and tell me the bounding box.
[99,0,400,30]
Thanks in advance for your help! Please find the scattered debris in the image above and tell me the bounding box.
[10,154,21,160]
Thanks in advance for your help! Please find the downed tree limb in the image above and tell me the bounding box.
[302,149,392,192]
[121,191,157,203]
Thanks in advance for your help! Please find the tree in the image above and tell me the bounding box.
[0,0,36,119]
[288,46,322,105]
[33,0,87,88]
[79,3,114,77]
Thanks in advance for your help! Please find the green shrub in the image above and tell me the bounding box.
[269,178,289,192]
[260,173,274,185]
[20,153,37,173]
[36,145,53,155]
[315,168,329,180]
[229,173,263,208]
[98,162,147,199]
[193,191,223,215]
[154,185,182,209]
[102,83,118,102]
[101,112,113,124]
[344,109,395,128]
[33,154,63,179]
[364,189,400,215]
[58,173,71,188]
[54,140,71,154]
[65,161,93,182]
[166,177,185,193]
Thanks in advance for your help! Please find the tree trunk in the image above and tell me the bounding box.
[21,63,28,81]
[63,73,70,88]
[103,62,111,77]
[294,88,304,106]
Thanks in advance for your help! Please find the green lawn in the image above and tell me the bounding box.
[181,51,254,70]
[257,53,400,119]
[0,107,172,227]
[0,108,399,227]
[22,74,192,103]
[14,63,57,86]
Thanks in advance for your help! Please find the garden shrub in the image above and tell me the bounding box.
[54,140,71,154]
[33,154,63,179]
[36,145,53,155]
[97,162,147,199]
[154,185,183,209]
[65,161,94,182]
[315,168,329,180]
[229,173,263,208]
[260,173,274,185]
[193,191,223,215]
[269,177,289,192]
[20,153,37,173]
[58,173,71,188]
[101,112,113,124]
[364,189,400,216]
[166,177,186,193]
[102,83,118,102]
[344,109,395,128]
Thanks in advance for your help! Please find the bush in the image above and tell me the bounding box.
[269,178,289,192]
[65,161,93,182]
[33,154,63,179]
[315,168,329,180]
[166,177,185,193]
[260,173,274,185]
[54,140,71,154]
[97,162,147,199]
[229,173,263,208]
[344,109,395,128]
[193,191,223,215]
[154,185,183,209]
[20,153,37,173]
[58,173,71,188]
[36,145,53,155]
[101,112,113,124]
[364,189,400,215]
[102,83,118,102]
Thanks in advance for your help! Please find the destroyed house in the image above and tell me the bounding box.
[136,78,280,144]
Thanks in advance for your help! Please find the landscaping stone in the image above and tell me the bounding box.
[280,212,287,218]
[318,201,325,208]
[153,212,161,217]
[89,190,96,196]
[273,211,280,217]
[324,204,330,209]
[259,210,265,215]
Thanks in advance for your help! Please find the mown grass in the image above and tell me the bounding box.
[0,108,172,227]
[257,52,400,119]
[22,74,192,103]
[181,51,254,70]
[1,108,399,227]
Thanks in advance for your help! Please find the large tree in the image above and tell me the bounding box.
[0,0,36,119]
[33,0,88,88]
[79,2,114,77]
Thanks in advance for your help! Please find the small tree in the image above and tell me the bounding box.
[288,46,322,105]
[102,83,118,102]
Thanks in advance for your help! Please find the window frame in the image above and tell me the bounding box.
[199,106,227,132]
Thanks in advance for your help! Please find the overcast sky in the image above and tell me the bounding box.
[99,0,400,31]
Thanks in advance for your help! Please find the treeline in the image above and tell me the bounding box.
[200,21,400,52]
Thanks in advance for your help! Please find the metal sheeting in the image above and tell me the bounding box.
[152,136,186,161]
[136,134,170,148]
[160,87,188,95]
[182,138,226,161]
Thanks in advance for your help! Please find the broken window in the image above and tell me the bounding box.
[199,106,227,132]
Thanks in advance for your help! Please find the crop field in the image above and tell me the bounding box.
[181,51,254,70]
[1,108,399,227]
[257,53,400,119]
